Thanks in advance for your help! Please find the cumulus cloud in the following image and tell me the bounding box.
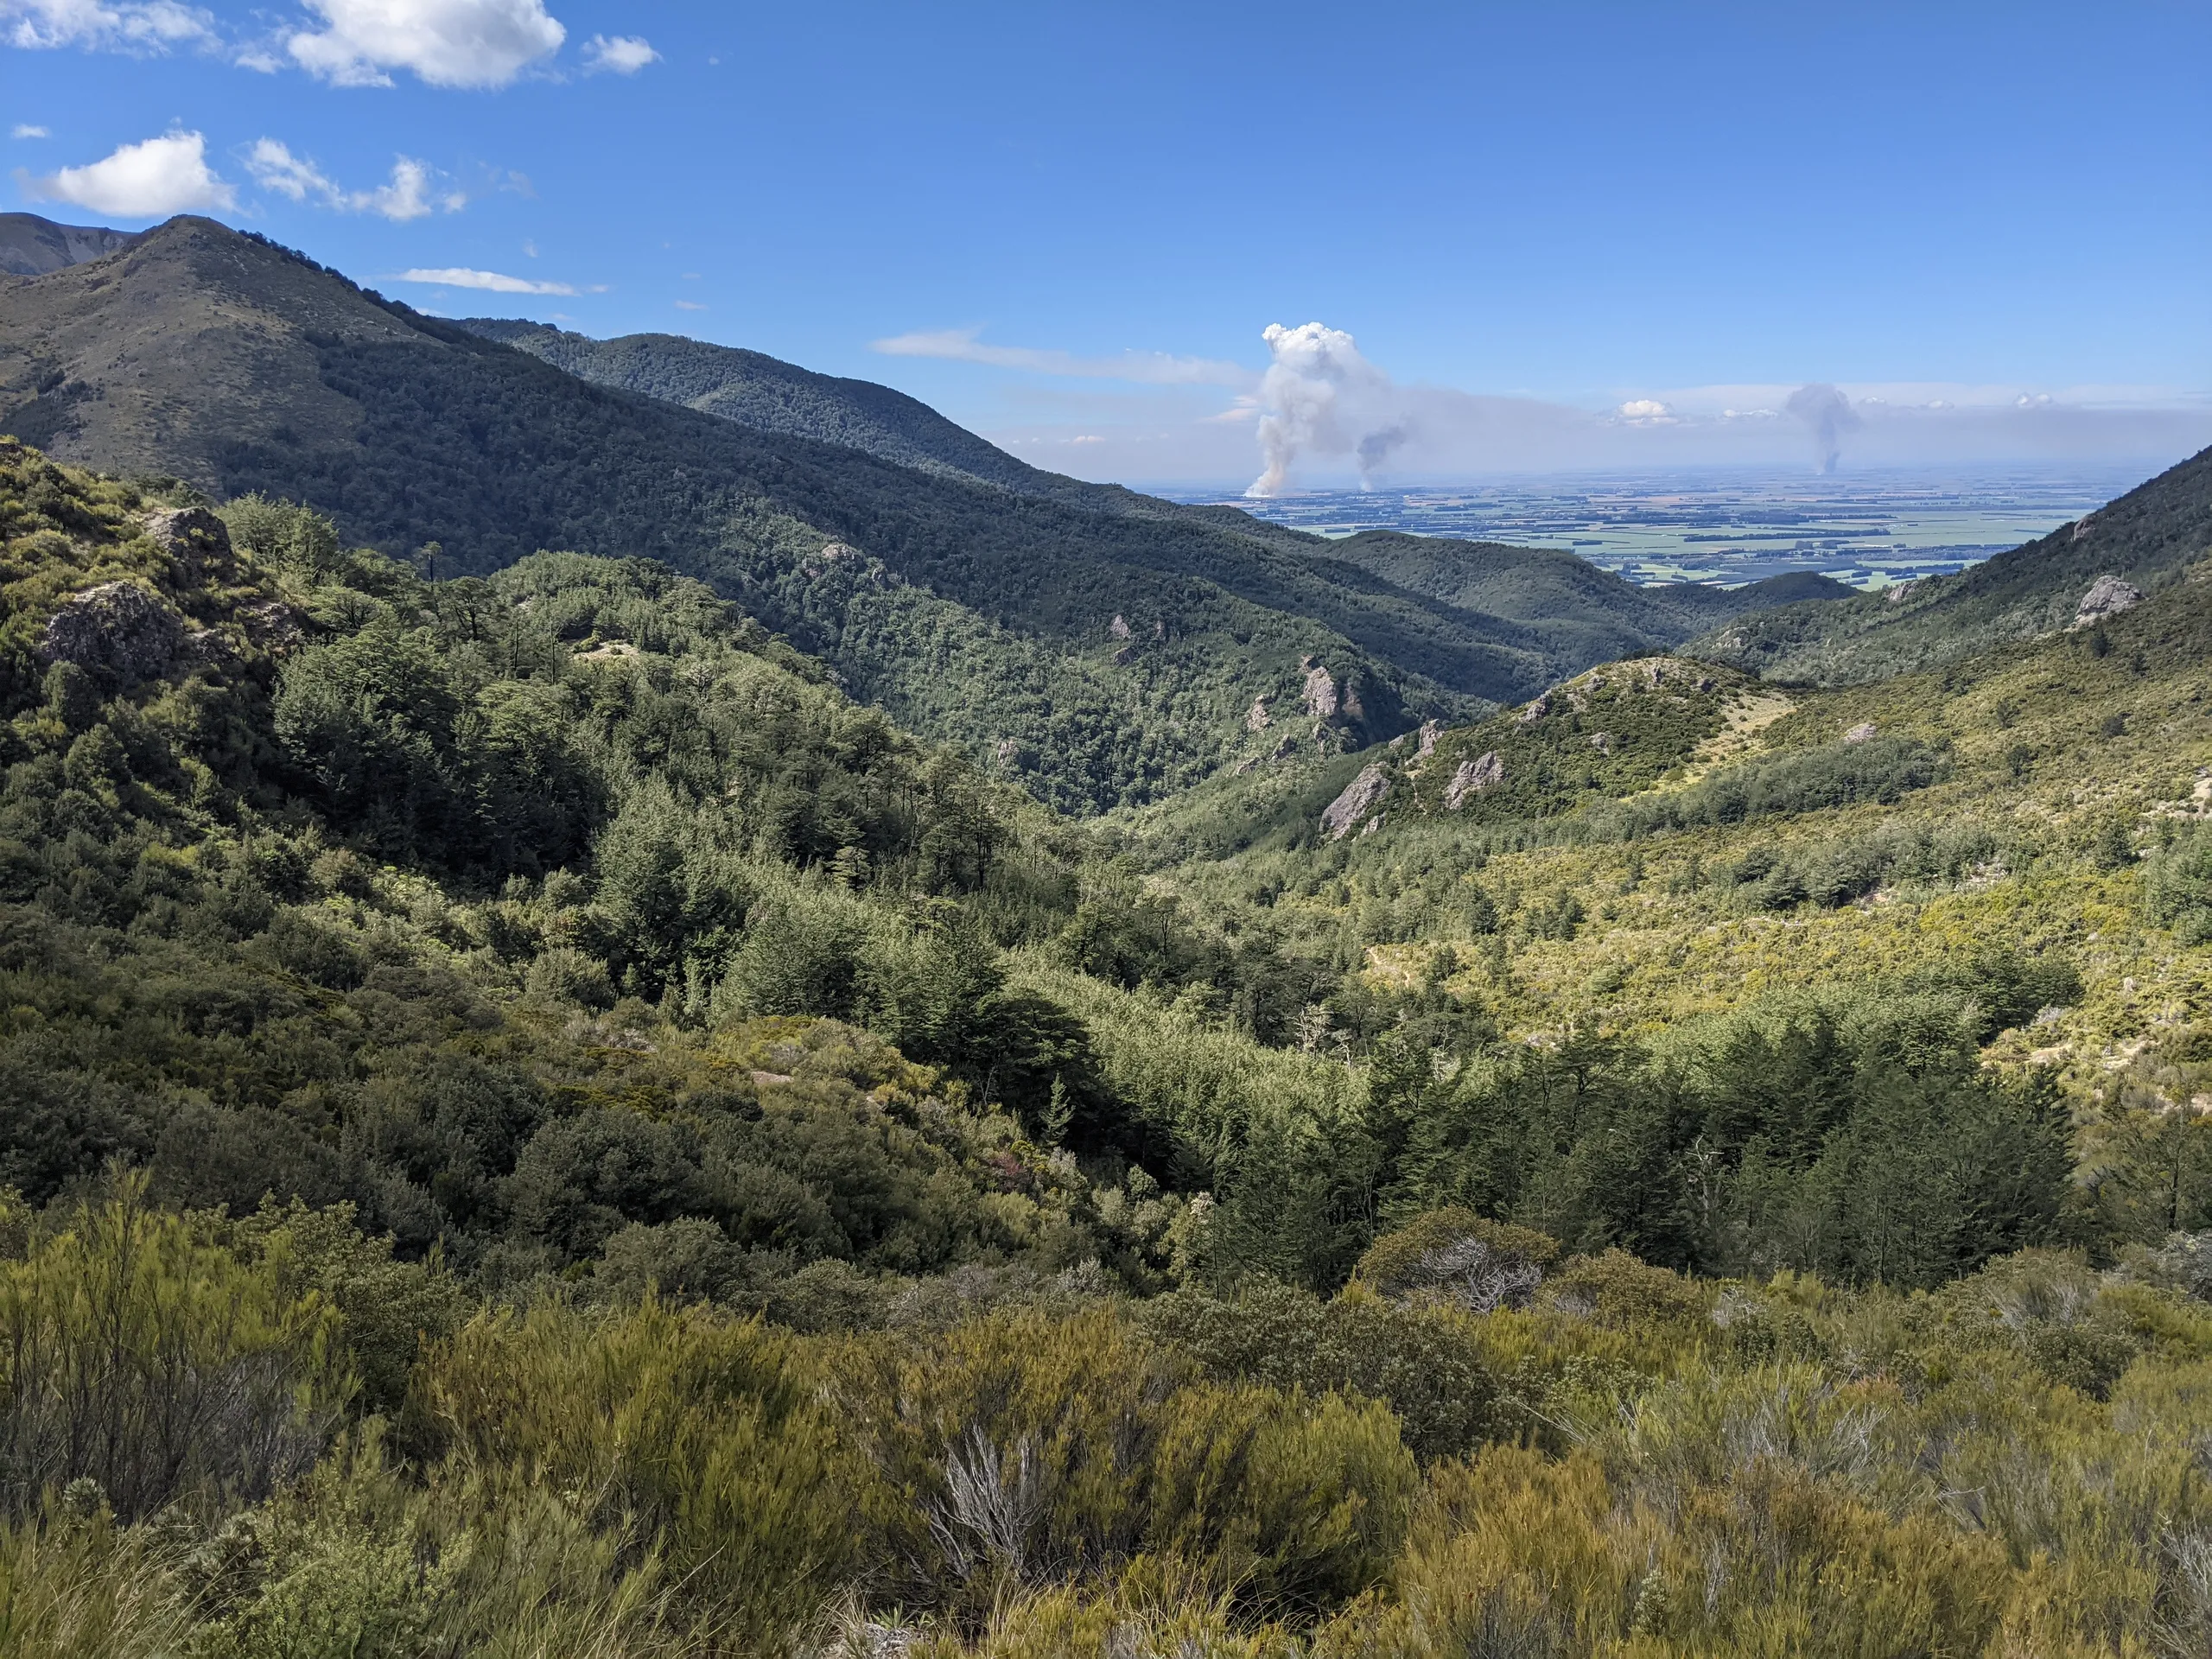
[22,129,233,216]
[244,137,338,200]
[13,124,51,138]
[581,31,653,73]
[288,0,563,87]
[353,156,463,217]
[1615,398,1676,424]
[3,0,214,52]
[395,265,577,294]
[1783,383,1861,474]
[246,140,465,219]
[872,327,1251,387]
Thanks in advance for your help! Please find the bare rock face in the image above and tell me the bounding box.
[1417,719,1442,760]
[2071,515,2096,543]
[1109,613,1132,640]
[1843,721,1877,744]
[1444,750,1504,810]
[143,506,235,583]
[1320,763,1390,839]
[1246,696,1272,732]
[1516,696,1548,726]
[1586,732,1612,753]
[2075,575,2144,627]
[40,582,185,684]
[240,599,305,654]
[1302,663,1339,720]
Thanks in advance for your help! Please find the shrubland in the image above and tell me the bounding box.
[3,436,2211,1655]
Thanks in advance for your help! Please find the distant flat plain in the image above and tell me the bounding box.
[1164,466,2148,588]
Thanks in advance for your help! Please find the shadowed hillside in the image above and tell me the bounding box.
[0,216,1840,807]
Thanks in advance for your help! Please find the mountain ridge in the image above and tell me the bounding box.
[0,211,142,277]
[1691,442,2212,682]
[0,215,1850,808]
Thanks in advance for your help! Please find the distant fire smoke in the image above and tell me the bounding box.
[1249,322,1413,496]
[1785,383,1861,474]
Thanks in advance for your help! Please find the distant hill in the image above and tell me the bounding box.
[0,212,140,277]
[454,319,1071,496]
[447,317,1336,553]
[0,216,1839,806]
[1311,531,1858,672]
[1691,444,2212,683]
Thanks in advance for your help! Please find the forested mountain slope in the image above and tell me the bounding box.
[9,436,2212,1654]
[453,316,1107,499]
[0,216,1837,810]
[1693,440,2212,683]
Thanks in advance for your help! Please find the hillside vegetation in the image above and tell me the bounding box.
[4,430,2212,1656]
[1693,442,2212,683]
[0,218,1846,810]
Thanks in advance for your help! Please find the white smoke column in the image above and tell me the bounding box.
[1784,383,1861,474]
[1247,322,1409,496]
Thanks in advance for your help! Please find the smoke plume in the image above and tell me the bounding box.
[1249,322,1412,496]
[1784,383,1861,474]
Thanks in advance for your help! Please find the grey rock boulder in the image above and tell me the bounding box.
[143,506,236,583]
[39,582,185,685]
[1444,751,1504,810]
[1320,762,1390,839]
[2075,575,2144,627]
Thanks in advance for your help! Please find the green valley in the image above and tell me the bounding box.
[1,214,2210,1659]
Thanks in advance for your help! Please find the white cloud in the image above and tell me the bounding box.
[288,0,563,87]
[672,299,705,311]
[1615,398,1675,424]
[353,156,463,218]
[872,326,1252,387]
[395,265,577,294]
[246,141,465,219]
[3,0,215,53]
[581,31,653,73]
[23,129,233,217]
[12,124,50,138]
[245,137,337,200]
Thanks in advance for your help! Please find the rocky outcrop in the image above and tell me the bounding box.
[2075,575,2143,627]
[1320,763,1390,839]
[39,582,185,684]
[1416,719,1442,760]
[240,599,305,653]
[143,506,235,582]
[1843,721,1877,744]
[1516,696,1548,726]
[1109,613,1132,640]
[1302,662,1338,720]
[1246,696,1272,732]
[1444,751,1503,810]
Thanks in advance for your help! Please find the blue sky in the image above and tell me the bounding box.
[8,0,2209,486]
